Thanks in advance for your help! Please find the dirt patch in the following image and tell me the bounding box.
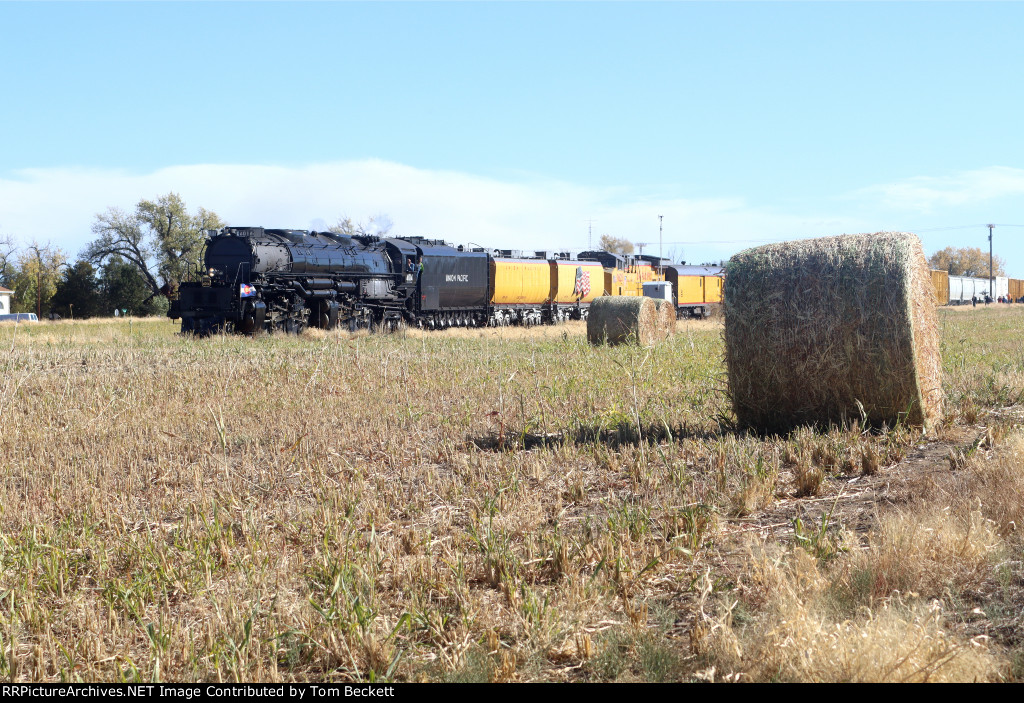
[720,425,984,547]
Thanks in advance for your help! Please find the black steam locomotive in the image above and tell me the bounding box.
[169,227,492,334]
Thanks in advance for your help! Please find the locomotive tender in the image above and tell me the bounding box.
[169,227,607,334]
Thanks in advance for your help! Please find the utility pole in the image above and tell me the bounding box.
[988,224,995,298]
[658,215,663,265]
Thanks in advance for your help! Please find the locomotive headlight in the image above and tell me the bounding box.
[209,268,217,277]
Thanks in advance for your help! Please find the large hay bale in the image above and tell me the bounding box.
[587,296,660,345]
[724,232,942,433]
[653,299,677,337]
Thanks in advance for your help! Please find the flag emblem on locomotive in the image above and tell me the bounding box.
[573,267,591,298]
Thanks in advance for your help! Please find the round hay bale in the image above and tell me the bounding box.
[724,232,942,433]
[653,299,677,337]
[587,296,660,345]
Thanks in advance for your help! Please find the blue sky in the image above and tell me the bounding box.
[2,2,1024,273]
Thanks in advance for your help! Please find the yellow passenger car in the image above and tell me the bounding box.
[675,275,704,306]
[704,274,723,304]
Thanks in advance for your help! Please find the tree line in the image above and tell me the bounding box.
[1,194,393,320]
[927,246,1006,278]
[1,193,223,319]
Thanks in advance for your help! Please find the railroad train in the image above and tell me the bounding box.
[929,269,1024,305]
[167,227,724,334]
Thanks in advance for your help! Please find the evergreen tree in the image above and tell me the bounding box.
[51,261,103,319]
[99,257,168,317]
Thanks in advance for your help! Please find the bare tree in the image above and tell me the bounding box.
[0,233,19,288]
[664,246,684,265]
[329,214,393,237]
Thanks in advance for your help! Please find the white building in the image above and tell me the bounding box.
[0,286,11,314]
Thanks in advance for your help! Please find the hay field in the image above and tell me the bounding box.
[1,308,1023,682]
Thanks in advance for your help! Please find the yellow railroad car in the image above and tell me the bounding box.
[606,268,631,296]
[677,275,704,305]
[620,269,643,297]
[930,269,950,305]
[635,261,656,283]
[661,265,724,317]
[490,258,550,305]
[704,275,723,304]
[549,260,602,304]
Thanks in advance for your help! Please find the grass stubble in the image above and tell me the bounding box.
[0,307,1022,682]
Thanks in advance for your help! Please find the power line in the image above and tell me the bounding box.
[659,238,794,246]
[908,223,1024,232]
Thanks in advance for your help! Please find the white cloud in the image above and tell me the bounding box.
[854,166,1024,214]
[0,159,863,264]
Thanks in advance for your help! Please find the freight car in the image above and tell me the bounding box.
[1010,278,1024,303]
[929,269,950,306]
[931,270,1024,305]
[170,228,609,334]
[947,275,1006,304]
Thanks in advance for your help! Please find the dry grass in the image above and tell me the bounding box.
[703,549,1000,682]
[0,307,1022,682]
[697,419,1024,683]
[398,320,589,341]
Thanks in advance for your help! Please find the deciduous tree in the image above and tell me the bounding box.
[929,246,1006,277]
[85,193,224,299]
[0,233,18,289]
[137,193,224,284]
[598,234,634,255]
[10,242,66,316]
